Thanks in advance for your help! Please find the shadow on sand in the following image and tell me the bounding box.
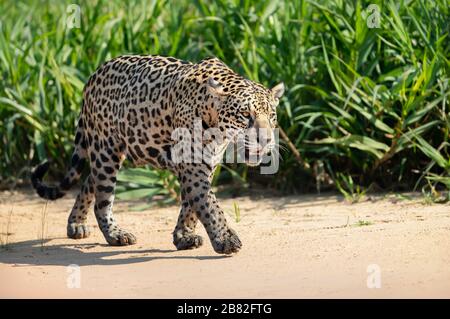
[0,238,228,266]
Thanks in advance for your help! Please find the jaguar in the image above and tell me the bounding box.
[32,55,284,254]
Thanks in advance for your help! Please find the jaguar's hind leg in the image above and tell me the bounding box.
[91,150,136,246]
[67,175,95,239]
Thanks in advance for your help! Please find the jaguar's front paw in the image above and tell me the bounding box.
[104,229,137,246]
[67,223,91,239]
[212,228,242,254]
[173,231,204,250]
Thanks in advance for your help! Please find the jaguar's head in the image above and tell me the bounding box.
[205,76,284,166]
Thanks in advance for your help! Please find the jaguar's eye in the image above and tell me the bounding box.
[242,111,251,118]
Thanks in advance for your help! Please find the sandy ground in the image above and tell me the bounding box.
[0,189,449,298]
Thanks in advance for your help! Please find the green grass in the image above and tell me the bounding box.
[0,0,449,201]
[355,220,373,227]
[0,206,14,250]
[335,172,367,203]
[233,202,241,223]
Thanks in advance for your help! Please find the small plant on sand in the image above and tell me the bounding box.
[225,202,242,223]
[38,201,49,251]
[421,184,449,205]
[0,206,13,250]
[355,220,373,227]
[233,202,241,223]
[335,173,367,204]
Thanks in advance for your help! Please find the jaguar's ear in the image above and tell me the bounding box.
[207,77,226,96]
[271,82,285,100]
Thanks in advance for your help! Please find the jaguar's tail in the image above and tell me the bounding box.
[31,119,88,200]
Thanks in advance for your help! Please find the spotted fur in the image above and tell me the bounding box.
[31,55,284,254]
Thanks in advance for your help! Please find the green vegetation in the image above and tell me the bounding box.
[233,202,241,223]
[335,173,367,203]
[0,0,449,202]
[355,220,373,227]
[116,167,179,208]
[0,206,14,250]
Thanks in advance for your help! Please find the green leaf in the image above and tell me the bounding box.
[313,135,390,159]
[116,188,161,200]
